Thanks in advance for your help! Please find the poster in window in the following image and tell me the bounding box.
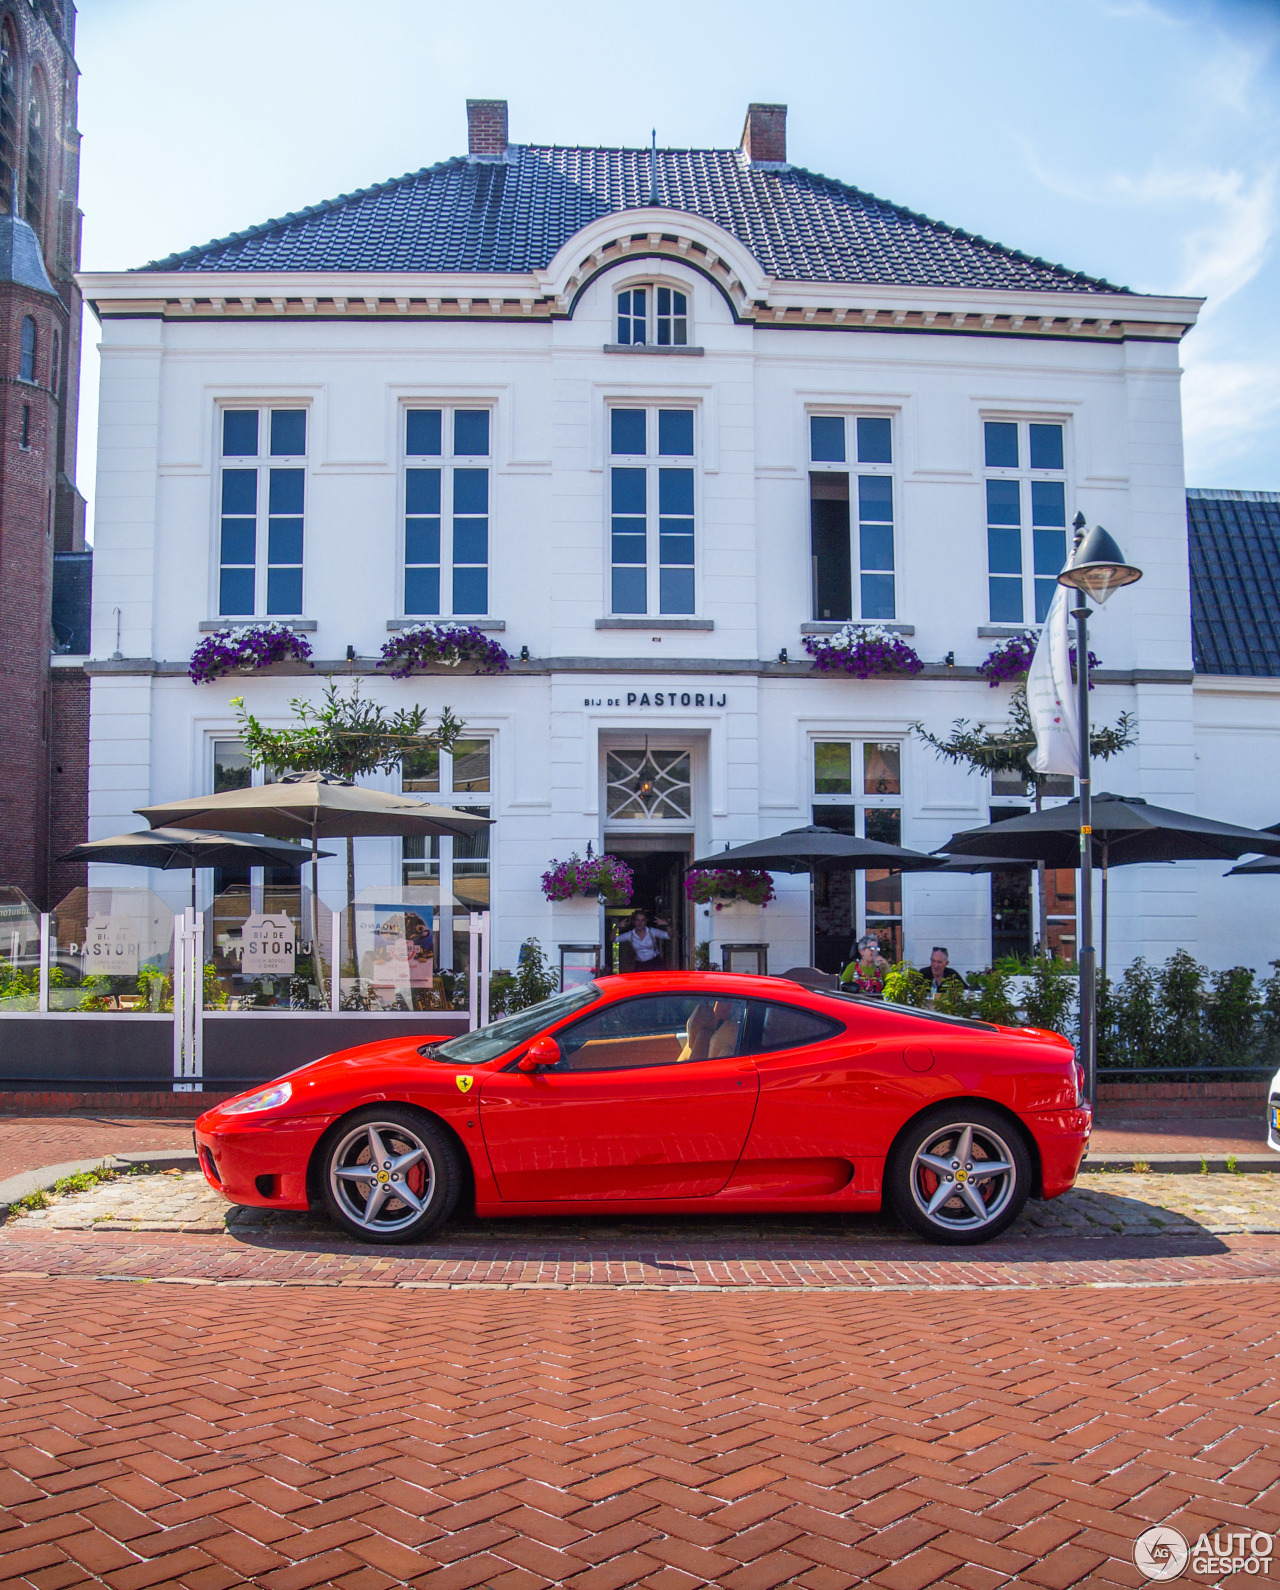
[356,904,435,1009]
[84,916,140,977]
[242,913,296,977]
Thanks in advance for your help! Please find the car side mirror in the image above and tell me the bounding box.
[518,1036,561,1072]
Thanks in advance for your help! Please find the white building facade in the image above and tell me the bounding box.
[78,101,1280,987]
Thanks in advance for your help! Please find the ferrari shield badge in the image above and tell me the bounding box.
[456,1075,475,1093]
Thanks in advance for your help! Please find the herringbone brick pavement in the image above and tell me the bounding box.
[1,1279,1277,1588]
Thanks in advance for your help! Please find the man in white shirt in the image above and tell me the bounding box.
[617,909,670,971]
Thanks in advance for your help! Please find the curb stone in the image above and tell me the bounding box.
[0,1149,200,1214]
[1084,1152,1279,1174]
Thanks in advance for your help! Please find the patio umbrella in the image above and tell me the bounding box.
[939,793,1280,977]
[57,828,332,908]
[136,773,492,1000]
[689,825,940,873]
[1226,855,1280,877]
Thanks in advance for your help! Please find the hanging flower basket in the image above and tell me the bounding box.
[379,622,510,678]
[684,868,775,911]
[189,623,313,685]
[979,631,1039,688]
[803,624,924,679]
[541,852,634,907]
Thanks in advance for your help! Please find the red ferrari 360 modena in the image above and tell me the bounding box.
[193,972,1090,1246]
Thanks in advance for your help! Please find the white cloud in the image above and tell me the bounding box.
[1181,347,1280,484]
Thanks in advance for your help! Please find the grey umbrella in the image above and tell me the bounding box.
[689,825,941,873]
[1226,856,1280,877]
[136,772,492,1001]
[939,793,1280,977]
[58,828,333,909]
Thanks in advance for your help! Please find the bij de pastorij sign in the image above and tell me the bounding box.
[582,688,730,709]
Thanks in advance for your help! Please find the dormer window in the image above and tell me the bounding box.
[616,285,688,347]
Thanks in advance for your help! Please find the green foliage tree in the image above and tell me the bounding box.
[232,680,463,972]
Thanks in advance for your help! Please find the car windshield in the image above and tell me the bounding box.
[428,983,603,1065]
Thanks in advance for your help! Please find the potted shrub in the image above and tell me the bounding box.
[803,623,924,679]
[379,621,510,678]
[188,622,313,685]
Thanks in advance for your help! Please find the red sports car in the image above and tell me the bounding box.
[193,972,1090,1246]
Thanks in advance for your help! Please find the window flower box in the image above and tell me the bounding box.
[684,869,775,911]
[189,623,314,685]
[379,621,510,678]
[979,631,1102,689]
[802,623,924,679]
[541,852,634,907]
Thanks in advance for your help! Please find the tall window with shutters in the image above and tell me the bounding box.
[218,407,307,617]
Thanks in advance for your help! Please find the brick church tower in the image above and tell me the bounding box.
[0,0,86,909]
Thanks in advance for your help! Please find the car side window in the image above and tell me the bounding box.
[556,995,748,1072]
[749,1002,844,1056]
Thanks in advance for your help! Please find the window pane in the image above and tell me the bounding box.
[810,473,851,622]
[984,421,1018,468]
[986,479,1020,525]
[266,568,302,615]
[407,409,442,456]
[220,518,255,564]
[406,469,441,515]
[810,416,845,463]
[559,994,747,1071]
[454,519,488,563]
[814,741,852,795]
[864,742,901,795]
[858,475,892,521]
[859,522,894,571]
[453,410,489,456]
[1034,577,1057,624]
[1031,479,1066,527]
[612,530,646,563]
[222,410,258,457]
[989,575,1023,623]
[452,739,490,793]
[1029,423,1064,470]
[1033,528,1067,577]
[658,409,694,456]
[865,868,902,915]
[659,567,695,613]
[405,518,440,563]
[657,287,670,315]
[611,468,645,513]
[453,470,488,514]
[402,744,440,792]
[611,409,646,455]
[856,416,892,464]
[987,525,1022,574]
[221,470,256,515]
[268,518,303,563]
[860,573,896,619]
[268,469,304,514]
[753,1004,842,1054]
[612,566,646,613]
[269,409,306,456]
[404,567,440,614]
[219,568,254,615]
[658,468,694,514]
[453,567,487,613]
[213,741,252,793]
[864,807,901,846]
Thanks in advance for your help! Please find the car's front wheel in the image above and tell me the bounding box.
[321,1107,461,1243]
[886,1105,1031,1245]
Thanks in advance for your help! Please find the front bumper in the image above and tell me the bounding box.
[1029,1105,1092,1198]
[194,1113,334,1209]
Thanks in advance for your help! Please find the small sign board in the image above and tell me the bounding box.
[84,915,140,977]
[242,913,296,977]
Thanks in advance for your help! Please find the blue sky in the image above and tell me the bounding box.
[75,0,1280,524]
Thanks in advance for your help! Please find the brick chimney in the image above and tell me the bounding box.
[740,103,787,166]
[467,99,508,159]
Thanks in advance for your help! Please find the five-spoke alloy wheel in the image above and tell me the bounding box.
[887,1105,1031,1245]
[321,1106,461,1243]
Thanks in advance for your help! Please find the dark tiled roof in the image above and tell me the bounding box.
[139,146,1126,293]
[1188,489,1280,677]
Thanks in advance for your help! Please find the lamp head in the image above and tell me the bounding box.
[1057,522,1143,605]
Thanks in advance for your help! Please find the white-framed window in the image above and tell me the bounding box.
[809,414,896,622]
[609,405,696,615]
[402,738,492,974]
[984,419,1068,625]
[403,407,491,617]
[616,284,689,347]
[218,406,307,617]
[811,738,904,970]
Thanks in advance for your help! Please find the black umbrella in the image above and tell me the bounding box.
[922,854,1035,875]
[940,793,1280,976]
[689,825,940,874]
[58,828,333,908]
[1226,856,1280,877]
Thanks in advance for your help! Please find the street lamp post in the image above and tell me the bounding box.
[1057,515,1143,1103]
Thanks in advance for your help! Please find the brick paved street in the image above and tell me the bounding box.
[0,1116,195,1181]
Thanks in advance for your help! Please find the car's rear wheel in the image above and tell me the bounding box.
[887,1105,1031,1245]
[321,1107,461,1243]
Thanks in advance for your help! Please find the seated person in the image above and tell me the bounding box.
[841,935,891,995]
[919,946,966,1000]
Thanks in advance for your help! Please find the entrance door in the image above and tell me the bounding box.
[605,840,691,969]
[479,991,759,1200]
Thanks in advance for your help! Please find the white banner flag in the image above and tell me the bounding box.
[1026,586,1081,776]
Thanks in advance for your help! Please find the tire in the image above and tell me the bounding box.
[321,1106,462,1244]
[886,1104,1031,1246]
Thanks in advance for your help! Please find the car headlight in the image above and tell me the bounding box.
[221,1081,293,1116]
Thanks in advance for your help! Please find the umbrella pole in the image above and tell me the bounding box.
[311,829,327,1007]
